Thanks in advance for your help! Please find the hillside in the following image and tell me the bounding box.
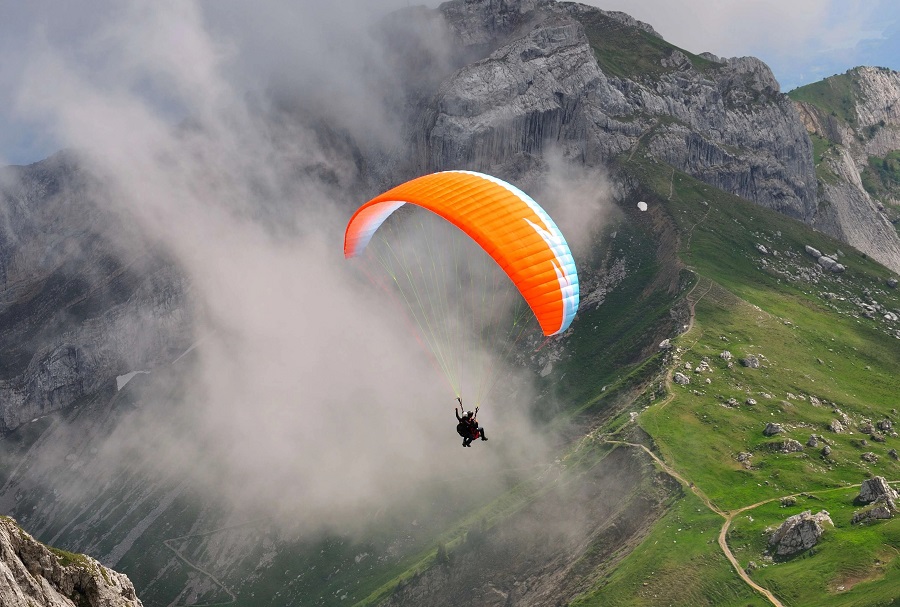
[350,139,900,607]
[0,1,899,606]
[790,67,900,271]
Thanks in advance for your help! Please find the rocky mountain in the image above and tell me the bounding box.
[420,1,817,220]
[792,66,900,272]
[0,152,194,432]
[0,0,899,606]
[0,515,141,607]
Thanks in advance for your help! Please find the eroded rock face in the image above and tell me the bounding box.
[0,516,142,607]
[852,478,898,524]
[795,66,900,273]
[768,510,832,557]
[423,0,816,220]
[857,476,899,504]
[0,153,193,433]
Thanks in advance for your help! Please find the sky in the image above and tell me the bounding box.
[1,1,898,166]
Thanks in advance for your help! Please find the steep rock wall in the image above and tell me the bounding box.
[0,516,142,607]
[0,154,193,432]
[420,0,817,222]
[794,66,900,272]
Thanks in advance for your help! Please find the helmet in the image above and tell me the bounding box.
[465,411,474,418]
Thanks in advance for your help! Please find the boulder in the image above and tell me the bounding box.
[805,245,822,259]
[771,439,804,453]
[857,476,899,504]
[852,494,898,524]
[828,419,844,433]
[756,243,769,255]
[768,510,832,557]
[673,372,690,385]
[818,256,838,270]
[888,278,898,289]
[740,355,760,368]
[763,422,784,436]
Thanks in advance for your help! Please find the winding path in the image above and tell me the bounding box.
[621,263,899,606]
[605,439,783,606]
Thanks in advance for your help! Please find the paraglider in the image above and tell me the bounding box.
[455,397,487,447]
[344,170,579,444]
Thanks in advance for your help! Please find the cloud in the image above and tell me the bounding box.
[11,0,550,530]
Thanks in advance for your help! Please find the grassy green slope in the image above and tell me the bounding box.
[574,155,900,607]
[575,9,720,81]
[350,152,900,607]
[788,72,860,126]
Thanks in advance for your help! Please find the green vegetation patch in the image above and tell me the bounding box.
[574,9,720,81]
[728,489,900,606]
[861,149,900,203]
[789,72,860,126]
[50,546,95,570]
[572,490,767,606]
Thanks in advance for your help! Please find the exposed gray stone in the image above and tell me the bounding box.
[764,422,784,436]
[768,510,832,557]
[740,355,760,368]
[0,516,142,607]
[857,476,899,504]
[852,495,898,524]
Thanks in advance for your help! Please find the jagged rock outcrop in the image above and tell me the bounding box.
[0,153,193,432]
[421,0,816,218]
[0,516,142,607]
[763,422,783,436]
[852,477,899,524]
[857,476,899,504]
[768,510,832,557]
[793,67,900,273]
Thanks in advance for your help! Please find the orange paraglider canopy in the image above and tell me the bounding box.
[344,171,578,335]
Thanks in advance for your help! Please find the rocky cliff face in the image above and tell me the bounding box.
[419,0,817,222]
[0,152,194,432]
[792,66,900,272]
[0,516,142,607]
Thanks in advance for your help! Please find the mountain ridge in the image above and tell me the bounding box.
[0,1,898,606]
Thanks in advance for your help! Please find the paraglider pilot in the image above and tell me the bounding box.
[455,397,488,447]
